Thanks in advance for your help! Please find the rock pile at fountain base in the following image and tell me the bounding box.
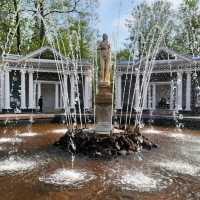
[54,126,158,159]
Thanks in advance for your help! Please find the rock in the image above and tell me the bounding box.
[152,143,159,148]
[119,150,127,156]
[54,125,158,159]
[95,151,102,157]
[128,150,134,155]
[115,141,121,150]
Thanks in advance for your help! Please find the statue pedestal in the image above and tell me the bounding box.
[95,82,112,135]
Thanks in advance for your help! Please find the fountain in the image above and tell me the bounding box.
[55,34,157,158]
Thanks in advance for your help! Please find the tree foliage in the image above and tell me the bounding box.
[0,0,99,58]
[126,0,200,59]
[116,49,132,61]
[127,0,175,59]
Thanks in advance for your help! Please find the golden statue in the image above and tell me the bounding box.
[98,33,111,84]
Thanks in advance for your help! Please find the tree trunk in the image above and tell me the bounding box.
[39,1,45,46]
[13,0,21,54]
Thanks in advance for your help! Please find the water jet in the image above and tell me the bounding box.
[55,34,157,159]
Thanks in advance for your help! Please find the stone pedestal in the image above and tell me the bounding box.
[95,82,112,135]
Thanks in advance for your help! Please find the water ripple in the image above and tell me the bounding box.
[39,168,96,187]
[0,156,37,175]
[154,160,200,176]
[113,170,172,192]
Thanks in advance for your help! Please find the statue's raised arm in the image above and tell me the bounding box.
[98,33,111,85]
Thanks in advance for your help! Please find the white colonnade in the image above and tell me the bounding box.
[115,74,122,110]
[185,72,191,111]
[0,68,192,113]
[0,70,5,110]
[4,70,11,110]
[176,72,183,110]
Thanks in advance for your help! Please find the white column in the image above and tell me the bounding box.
[115,73,122,109]
[152,83,156,110]
[170,80,174,110]
[0,71,5,110]
[28,71,34,109]
[55,83,59,109]
[21,70,26,109]
[148,85,151,109]
[177,72,183,110]
[84,74,92,110]
[59,84,63,108]
[36,82,41,109]
[70,74,75,110]
[33,82,37,108]
[88,74,93,110]
[143,84,148,109]
[135,72,140,111]
[38,82,41,99]
[186,72,191,111]
[63,74,69,112]
[4,70,10,109]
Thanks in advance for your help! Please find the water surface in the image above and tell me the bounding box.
[0,123,200,200]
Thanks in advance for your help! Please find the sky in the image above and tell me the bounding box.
[98,0,183,51]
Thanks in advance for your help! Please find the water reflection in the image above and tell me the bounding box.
[0,137,22,144]
[142,127,163,135]
[16,132,39,137]
[50,128,68,134]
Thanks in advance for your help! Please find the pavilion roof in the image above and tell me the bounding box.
[0,46,92,73]
[116,47,200,73]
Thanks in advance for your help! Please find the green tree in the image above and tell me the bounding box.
[174,0,200,56]
[116,49,132,61]
[127,0,176,59]
[0,0,99,58]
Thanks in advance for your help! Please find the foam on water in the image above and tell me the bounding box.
[154,160,200,176]
[0,156,37,175]
[114,170,171,192]
[39,169,95,186]
[0,137,22,144]
[16,132,39,137]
